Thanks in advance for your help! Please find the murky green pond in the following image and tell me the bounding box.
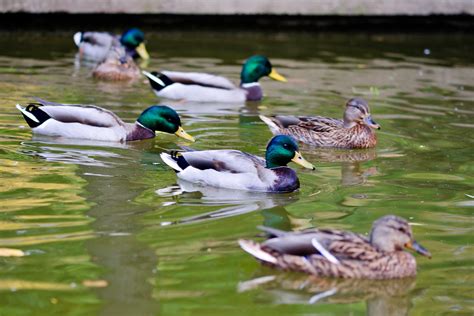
[0,30,473,315]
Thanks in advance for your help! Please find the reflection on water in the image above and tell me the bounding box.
[304,147,379,186]
[239,273,416,315]
[0,31,473,315]
[81,151,159,316]
[156,179,299,226]
[340,162,378,186]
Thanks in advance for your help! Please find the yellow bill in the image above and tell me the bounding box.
[291,151,315,170]
[136,43,150,60]
[174,126,195,142]
[268,69,287,82]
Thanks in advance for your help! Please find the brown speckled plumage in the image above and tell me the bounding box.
[239,215,431,280]
[92,48,140,81]
[260,98,380,149]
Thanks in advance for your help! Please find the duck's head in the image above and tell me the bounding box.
[369,215,431,258]
[137,105,194,142]
[343,98,380,129]
[265,135,314,170]
[240,55,287,84]
[120,28,150,59]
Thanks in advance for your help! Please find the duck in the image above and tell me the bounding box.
[16,98,194,143]
[159,135,314,192]
[239,215,431,279]
[142,55,287,103]
[73,28,150,62]
[259,98,381,149]
[92,47,140,81]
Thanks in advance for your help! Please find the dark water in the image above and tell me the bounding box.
[0,31,472,315]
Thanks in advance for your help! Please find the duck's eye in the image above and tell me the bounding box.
[398,227,406,234]
[354,106,364,113]
[283,143,289,148]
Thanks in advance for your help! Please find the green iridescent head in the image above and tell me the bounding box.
[265,135,314,169]
[120,28,145,48]
[240,55,287,84]
[137,105,194,141]
[120,28,149,59]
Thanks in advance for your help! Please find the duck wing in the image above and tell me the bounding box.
[161,70,237,90]
[295,116,344,132]
[80,32,117,48]
[273,115,343,132]
[262,228,378,261]
[260,115,344,138]
[179,150,265,173]
[32,98,125,128]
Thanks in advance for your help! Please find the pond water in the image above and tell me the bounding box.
[0,30,472,315]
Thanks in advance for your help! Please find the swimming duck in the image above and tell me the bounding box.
[16,98,194,143]
[239,215,431,279]
[92,47,140,81]
[160,135,314,192]
[73,28,150,62]
[142,55,287,103]
[260,98,381,149]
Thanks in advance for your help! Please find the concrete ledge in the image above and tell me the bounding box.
[1,0,473,15]
[1,13,472,32]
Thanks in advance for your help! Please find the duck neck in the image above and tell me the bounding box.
[240,82,263,101]
[343,121,373,132]
[343,120,358,129]
[265,151,290,169]
[126,122,155,141]
[123,46,137,58]
[343,123,377,148]
[271,167,300,192]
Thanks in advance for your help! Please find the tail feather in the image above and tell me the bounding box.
[142,71,173,91]
[16,103,51,128]
[238,239,277,264]
[160,153,183,172]
[259,115,281,134]
[16,104,39,123]
[73,32,82,46]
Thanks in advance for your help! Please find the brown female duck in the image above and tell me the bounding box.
[239,215,431,279]
[259,98,380,149]
[92,47,140,81]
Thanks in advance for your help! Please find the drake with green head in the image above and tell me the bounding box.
[16,98,194,143]
[74,28,150,62]
[160,135,314,192]
[143,55,287,103]
[119,28,149,60]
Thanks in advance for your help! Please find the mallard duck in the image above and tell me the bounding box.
[239,215,431,279]
[142,55,287,103]
[260,98,381,149]
[73,28,149,62]
[16,98,194,143]
[160,135,314,192]
[92,47,140,81]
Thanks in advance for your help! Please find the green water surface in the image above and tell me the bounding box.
[0,30,472,315]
